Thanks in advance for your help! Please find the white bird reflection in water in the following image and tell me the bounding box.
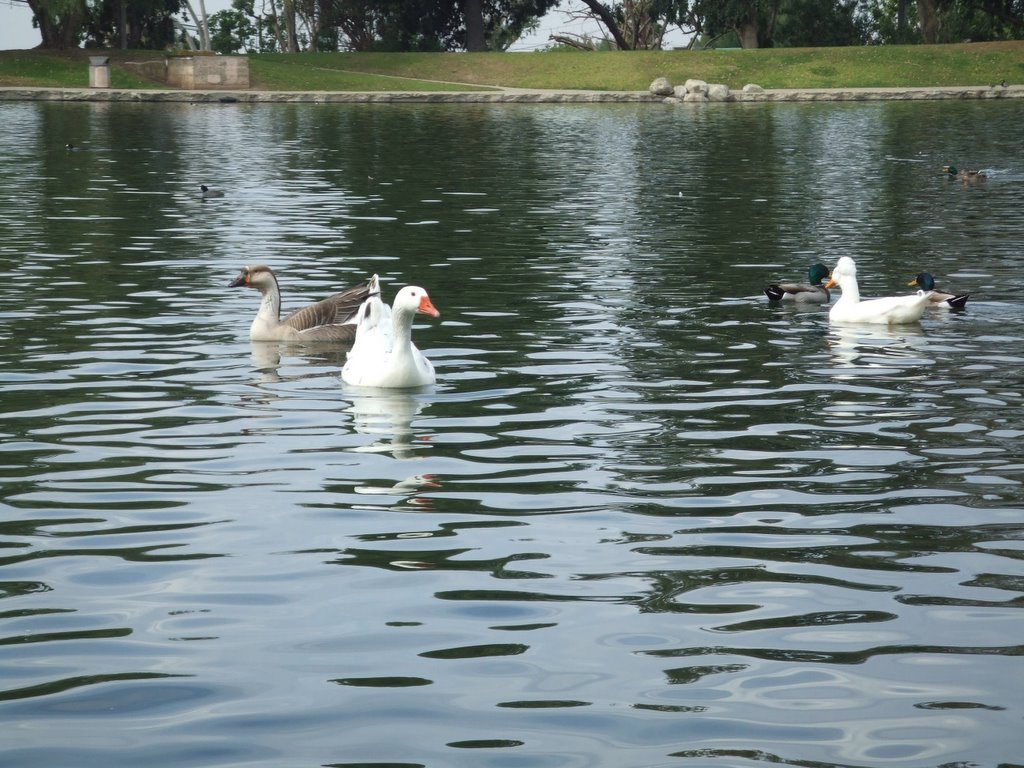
[353,473,441,515]
[345,390,432,459]
[354,473,440,496]
[827,323,931,374]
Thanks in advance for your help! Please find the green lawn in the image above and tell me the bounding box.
[2,42,1023,92]
[0,50,156,89]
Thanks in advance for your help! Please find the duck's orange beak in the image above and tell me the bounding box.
[418,295,440,318]
[906,278,918,287]
[824,277,837,289]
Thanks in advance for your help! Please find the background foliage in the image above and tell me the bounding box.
[19,0,1024,52]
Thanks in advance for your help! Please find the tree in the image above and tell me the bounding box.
[927,0,1024,42]
[299,0,552,52]
[864,0,1024,43]
[695,0,783,47]
[480,0,558,49]
[917,0,938,42]
[86,0,183,49]
[209,0,259,51]
[464,0,487,49]
[28,0,88,48]
[559,0,678,49]
[282,0,299,50]
[774,0,870,46]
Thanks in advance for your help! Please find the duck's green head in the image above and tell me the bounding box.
[909,272,936,290]
[943,165,958,176]
[808,263,830,286]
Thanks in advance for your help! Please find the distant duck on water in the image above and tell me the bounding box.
[200,184,225,198]
[943,165,986,181]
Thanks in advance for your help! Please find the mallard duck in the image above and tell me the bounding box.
[909,272,969,309]
[825,257,930,325]
[943,165,986,181]
[200,184,225,198]
[229,264,374,342]
[764,263,831,303]
[342,284,440,388]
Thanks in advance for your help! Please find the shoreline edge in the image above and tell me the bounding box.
[2,84,1023,104]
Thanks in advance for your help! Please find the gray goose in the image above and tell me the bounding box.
[229,265,375,342]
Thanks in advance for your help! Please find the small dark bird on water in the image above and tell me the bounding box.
[200,184,225,198]
[943,165,986,181]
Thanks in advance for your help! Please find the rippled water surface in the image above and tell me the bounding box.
[1,99,1023,768]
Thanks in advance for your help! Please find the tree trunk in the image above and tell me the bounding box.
[734,0,763,48]
[917,0,939,43]
[283,0,298,52]
[196,0,211,49]
[462,0,487,51]
[736,21,759,48]
[263,0,287,52]
[119,0,127,48]
[578,0,632,49]
[896,0,907,39]
[173,17,199,49]
[182,0,212,50]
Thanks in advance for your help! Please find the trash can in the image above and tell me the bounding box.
[89,56,111,88]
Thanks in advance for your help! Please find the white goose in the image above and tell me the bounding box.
[229,264,373,342]
[342,283,440,388]
[825,256,930,325]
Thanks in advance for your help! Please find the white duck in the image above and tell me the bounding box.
[229,264,373,342]
[825,257,930,325]
[342,283,440,388]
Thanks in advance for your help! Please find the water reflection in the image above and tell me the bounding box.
[1,99,1023,768]
[247,341,350,382]
[354,473,440,497]
[345,390,431,459]
[826,323,929,371]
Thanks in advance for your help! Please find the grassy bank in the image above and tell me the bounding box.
[1,42,1023,92]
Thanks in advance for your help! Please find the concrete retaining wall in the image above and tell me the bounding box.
[165,56,250,90]
[2,84,1021,104]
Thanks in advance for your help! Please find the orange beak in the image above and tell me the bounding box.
[824,277,837,289]
[418,295,440,318]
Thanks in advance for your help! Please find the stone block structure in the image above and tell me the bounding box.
[166,55,250,90]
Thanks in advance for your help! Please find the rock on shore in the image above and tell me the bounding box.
[649,77,1022,103]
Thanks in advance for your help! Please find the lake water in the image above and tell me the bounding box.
[1,98,1023,768]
